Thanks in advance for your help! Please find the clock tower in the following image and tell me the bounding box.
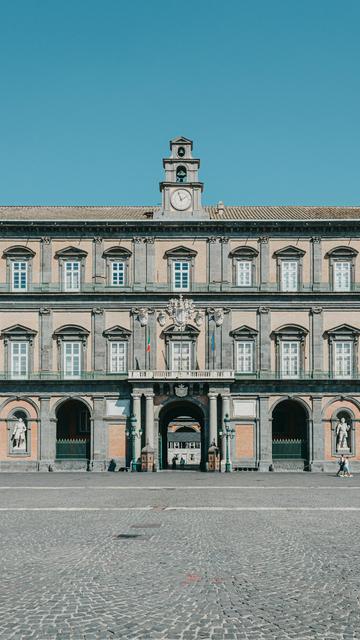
[156,137,207,219]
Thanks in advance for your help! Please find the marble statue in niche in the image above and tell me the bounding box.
[11,417,27,452]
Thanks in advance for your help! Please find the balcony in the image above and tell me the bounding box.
[128,370,235,380]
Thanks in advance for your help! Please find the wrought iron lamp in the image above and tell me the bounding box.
[219,413,235,472]
[125,414,143,471]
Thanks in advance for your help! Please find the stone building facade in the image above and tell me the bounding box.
[1,136,360,472]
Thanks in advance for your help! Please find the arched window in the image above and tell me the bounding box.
[176,166,187,183]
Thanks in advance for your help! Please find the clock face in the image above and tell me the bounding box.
[170,189,192,211]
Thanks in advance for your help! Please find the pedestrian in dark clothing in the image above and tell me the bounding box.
[172,456,177,470]
[337,454,345,477]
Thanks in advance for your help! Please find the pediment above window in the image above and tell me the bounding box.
[324,324,360,339]
[103,325,132,340]
[271,324,308,339]
[54,246,88,259]
[273,245,305,258]
[2,245,35,258]
[102,246,132,258]
[164,246,198,259]
[161,323,199,340]
[230,325,258,339]
[325,246,358,258]
[53,324,90,340]
[229,246,259,259]
[1,324,37,338]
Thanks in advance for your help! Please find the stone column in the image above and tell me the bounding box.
[258,396,272,471]
[39,396,56,470]
[311,237,322,291]
[131,393,142,463]
[311,307,323,376]
[93,237,104,286]
[145,393,155,449]
[208,393,218,446]
[258,237,269,290]
[258,307,271,373]
[311,396,324,471]
[41,237,52,287]
[92,307,105,373]
[39,307,52,372]
[221,394,231,469]
[220,237,230,285]
[92,397,106,470]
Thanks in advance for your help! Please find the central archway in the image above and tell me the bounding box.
[158,400,206,470]
[272,399,308,462]
[56,399,91,460]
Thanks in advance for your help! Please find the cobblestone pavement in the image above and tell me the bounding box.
[0,473,359,639]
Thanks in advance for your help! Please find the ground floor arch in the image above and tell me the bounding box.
[272,399,309,462]
[56,398,91,460]
[158,400,206,470]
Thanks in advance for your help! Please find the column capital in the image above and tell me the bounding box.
[92,307,104,316]
[258,306,270,314]
[311,306,323,315]
[131,392,142,399]
[39,307,51,315]
[258,236,269,244]
[311,236,322,244]
[145,393,155,399]
[208,393,217,400]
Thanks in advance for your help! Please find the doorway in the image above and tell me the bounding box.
[56,399,91,460]
[272,399,308,460]
[158,400,205,470]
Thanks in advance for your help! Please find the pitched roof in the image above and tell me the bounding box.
[0,205,359,221]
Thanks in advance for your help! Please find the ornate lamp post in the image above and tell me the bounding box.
[219,413,235,473]
[126,414,143,472]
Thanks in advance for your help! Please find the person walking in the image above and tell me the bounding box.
[180,456,185,470]
[171,455,178,470]
[343,456,352,477]
[337,454,345,477]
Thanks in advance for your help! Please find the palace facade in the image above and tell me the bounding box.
[1,136,360,472]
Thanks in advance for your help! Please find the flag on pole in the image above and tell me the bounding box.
[211,331,215,352]
[147,334,151,353]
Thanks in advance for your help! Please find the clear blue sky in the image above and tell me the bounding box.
[0,0,359,206]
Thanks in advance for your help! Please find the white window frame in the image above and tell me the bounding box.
[237,260,252,287]
[236,341,254,373]
[64,261,80,292]
[63,342,81,379]
[11,261,28,291]
[171,341,192,371]
[281,261,298,292]
[334,341,352,378]
[173,261,190,291]
[111,261,126,287]
[110,341,127,373]
[281,341,300,379]
[334,261,351,292]
[11,342,28,379]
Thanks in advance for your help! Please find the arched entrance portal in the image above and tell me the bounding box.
[56,399,91,460]
[159,401,205,470]
[272,399,308,462]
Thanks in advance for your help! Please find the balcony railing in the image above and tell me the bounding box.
[129,370,235,380]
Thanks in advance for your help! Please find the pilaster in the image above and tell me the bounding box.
[311,396,324,471]
[311,237,322,291]
[92,307,105,373]
[41,237,52,286]
[93,237,104,285]
[258,236,269,289]
[311,307,323,375]
[145,237,155,286]
[39,307,52,372]
[208,394,218,446]
[131,393,142,463]
[133,237,146,289]
[208,238,221,287]
[258,396,272,471]
[39,396,56,469]
[145,393,155,450]
[92,396,106,470]
[258,307,271,372]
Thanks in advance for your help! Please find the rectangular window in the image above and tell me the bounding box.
[281,261,298,292]
[11,342,28,379]
[12,261,28,291]
[64,342,81,378]
[110,341,127,373]
[173,261,190,290]
[237,261,252,287]
[172,341,191,371]
[64,262,80,291]
[236,341,254,373]
[281,341,300,378]
[334,261,351,291]
[335,341,352,378]
[111,262,125,286]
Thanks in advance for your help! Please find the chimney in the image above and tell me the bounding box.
[217,201,225,217]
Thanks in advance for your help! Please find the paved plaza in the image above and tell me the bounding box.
[0,473,360,640]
